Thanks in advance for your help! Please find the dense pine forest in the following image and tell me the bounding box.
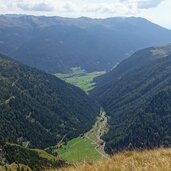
[1,10,171,171]
[91,45,171,152]
[0,54,99,148]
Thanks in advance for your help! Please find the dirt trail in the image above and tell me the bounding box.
[96,111,108,153]
[85,109,108,158]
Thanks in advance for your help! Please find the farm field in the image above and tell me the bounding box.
[55,67,105,93]
[55,111,108,163]
[57,137,101,162]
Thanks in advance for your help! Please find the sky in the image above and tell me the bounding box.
[1,0,171,29]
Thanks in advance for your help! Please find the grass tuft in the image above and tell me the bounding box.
[48,148,171,171]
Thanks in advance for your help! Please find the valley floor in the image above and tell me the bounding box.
[48,148,171,171]
[56,110,108,162]
[55,67,105,93]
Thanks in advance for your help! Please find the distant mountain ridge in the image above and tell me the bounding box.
[91,44,171,153]
[1,15,171,73]
[0,54,99,148]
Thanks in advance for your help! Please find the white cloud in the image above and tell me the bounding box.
[0,0,170,29]
[0,0,164,15]
[139,0,171,29]
[18,3,54,12]
[119,0,164,9]
[137,0,163,9]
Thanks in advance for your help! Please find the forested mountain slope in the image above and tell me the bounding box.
[1,15,171,73]
[91,45,171,153]
[0,54,99,148]
[92,44,171,94]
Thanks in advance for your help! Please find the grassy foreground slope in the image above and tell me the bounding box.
[49,148,171,171]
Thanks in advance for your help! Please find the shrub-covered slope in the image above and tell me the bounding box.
[0,141,65,171]
[91,45,171,153]
[0,54,99,148]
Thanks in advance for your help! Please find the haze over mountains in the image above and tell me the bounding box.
[1,15,171,73]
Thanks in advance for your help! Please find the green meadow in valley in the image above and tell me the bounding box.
[55,67,105,93]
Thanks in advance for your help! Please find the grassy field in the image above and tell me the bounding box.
[48,148,171,171]
[57,137,101,163]
[55,67,105,93]
[55,111,108,163]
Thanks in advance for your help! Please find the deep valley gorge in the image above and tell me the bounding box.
[1,9,171,171]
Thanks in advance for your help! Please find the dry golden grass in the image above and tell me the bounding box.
[48,148,171,171]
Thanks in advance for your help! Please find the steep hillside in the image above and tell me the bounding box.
[0,54,99,148]
[92,44,171,95]
[91,45,171,153]
[1,15,171,73]
[48,148,171,171]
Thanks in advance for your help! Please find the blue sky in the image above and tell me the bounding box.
[1,0,171,29]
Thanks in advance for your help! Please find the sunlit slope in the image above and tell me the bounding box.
[49,148,171,171]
